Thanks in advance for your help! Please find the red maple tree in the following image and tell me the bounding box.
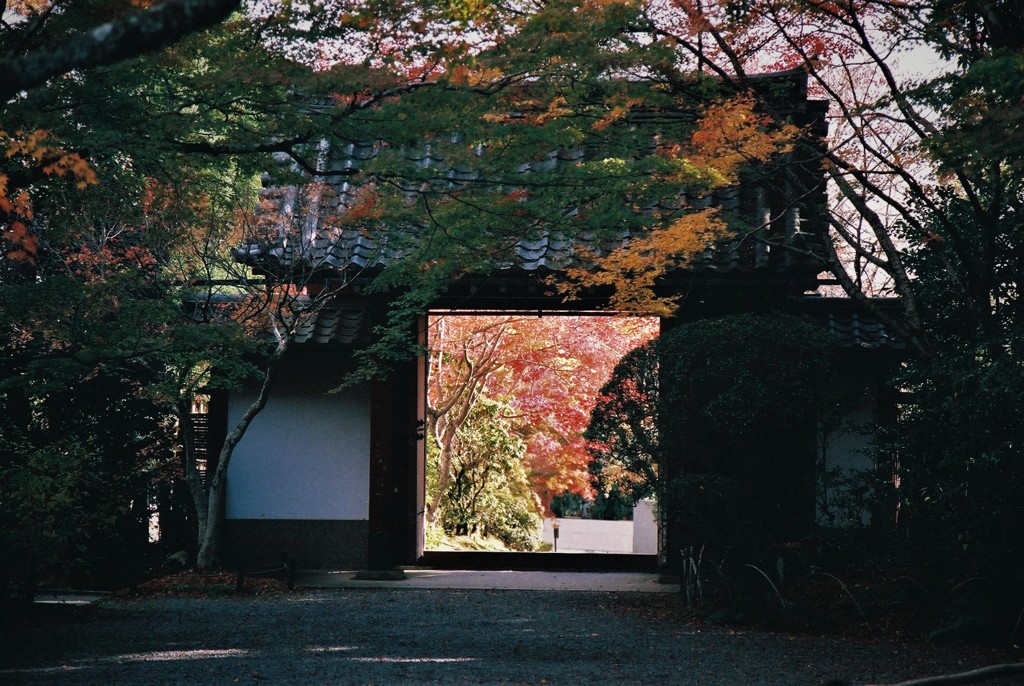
[427,313,659,513]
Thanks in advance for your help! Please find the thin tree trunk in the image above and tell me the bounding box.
[195,338,288,570]
[428,415,456,522]
[426,325,505,521]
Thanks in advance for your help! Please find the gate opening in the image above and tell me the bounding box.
[423,311,659,557]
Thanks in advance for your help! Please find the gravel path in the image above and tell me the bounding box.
[0,590,1014,685]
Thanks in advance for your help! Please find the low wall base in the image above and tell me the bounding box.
[223,519,369,570]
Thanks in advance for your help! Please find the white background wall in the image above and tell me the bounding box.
[225,380,371,520]
[817,387,879,526]
[541,502,658,553]
[632,500,658,554]
[821,401,876,474]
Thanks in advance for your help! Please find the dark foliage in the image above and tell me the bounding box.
[585,340,659,516]
[658,313,839,568]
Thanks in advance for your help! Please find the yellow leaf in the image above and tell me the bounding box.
[558,209,729,315]
[689,94,797,185]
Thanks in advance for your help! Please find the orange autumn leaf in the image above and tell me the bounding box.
[3,220,38,260]
[592,96,645,132]
[341,184,383,222]
[688,94,798,185]
[2,129,98,261]
[499,188,530,204]
[560,209,729,316]
[3,129,98,188]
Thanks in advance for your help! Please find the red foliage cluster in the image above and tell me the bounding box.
[428,313,658,508]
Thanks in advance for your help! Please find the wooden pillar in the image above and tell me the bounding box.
[367,378,396,570]
[413,316,428,560]
[366,339,424,570]
[654,316,682,575]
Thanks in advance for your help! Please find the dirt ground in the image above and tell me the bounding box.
[1,589,1020,685]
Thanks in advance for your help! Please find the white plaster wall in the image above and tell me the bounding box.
[542,518,634,553]
[225,381,371,520]
[632,500,659,554]
[821,401,876,474]
[817,399,878,526]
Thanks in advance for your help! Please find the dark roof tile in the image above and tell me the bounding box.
[292,306,366,345]
[800,298,906,350]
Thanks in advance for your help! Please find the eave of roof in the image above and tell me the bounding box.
[264,295,906,351]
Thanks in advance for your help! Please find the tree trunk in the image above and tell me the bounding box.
[195,338,288,570]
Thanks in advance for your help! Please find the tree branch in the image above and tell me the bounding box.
[0,0,241,103]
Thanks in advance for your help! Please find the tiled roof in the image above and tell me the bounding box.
[801,298,906,350]
[817,310,905,349]
[183,291,369,346]
[239,166,824,280]
[236,178,399,272]
[238,75,828,283]
[291,306,366,345]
